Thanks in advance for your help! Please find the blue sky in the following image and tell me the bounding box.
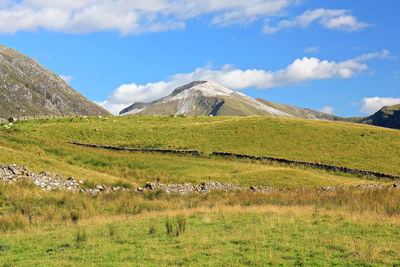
[0,0,399,116]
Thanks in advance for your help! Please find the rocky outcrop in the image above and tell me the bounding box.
[0,44,110,118]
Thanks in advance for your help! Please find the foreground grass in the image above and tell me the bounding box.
[1,204,400,266]
[3,115,400,175]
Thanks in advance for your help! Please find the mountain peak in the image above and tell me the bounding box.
[120,80,335,118]
[171,80,234,98]
[0,44,110,118]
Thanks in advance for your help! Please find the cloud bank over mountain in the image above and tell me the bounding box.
[99,50,390,114]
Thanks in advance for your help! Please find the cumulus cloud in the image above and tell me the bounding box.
[0,2,370,35]
[59,74,72,83]
[360,97,400,114]
[0,0,294,34]
[99,50,390,114]
[264,8,369,34]
[320,106,334,114]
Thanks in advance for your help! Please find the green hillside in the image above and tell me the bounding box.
[3,115,399,176]
[1,115,400,266]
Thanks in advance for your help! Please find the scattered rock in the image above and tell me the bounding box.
[0,164,79,191]
[1,164,400,197]
[8,117,17,123]
[0,244,10,251]
[250,185,277,192]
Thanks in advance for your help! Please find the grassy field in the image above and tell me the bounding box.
[3,115,400,175]
[1,184,400,266]
[1,115,400,266]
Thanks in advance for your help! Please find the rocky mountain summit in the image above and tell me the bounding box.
[120,81,342,120]
[0,44,110,119]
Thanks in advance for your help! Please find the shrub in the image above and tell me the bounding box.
[75,229,88,244]
[70,211,80,223]
[176,215,187,236]
[148,223,157,235]
[165,217,173,235]
[108,224,116,237]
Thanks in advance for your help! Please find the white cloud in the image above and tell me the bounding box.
[264,8,369,34]
[59,74,72,83]
[0,2,370,35]
[0,0,294,34]
[360,97,400,114]
[98,50,390,114]
[320,106,334,114]
[305,46,319,53]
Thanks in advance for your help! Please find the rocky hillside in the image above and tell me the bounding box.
[120,81,341,120]
[354,104,400,129]
[0,44,110,120]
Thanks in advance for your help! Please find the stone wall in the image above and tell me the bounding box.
[212,152,400,180]
[66,142,400,180]
[8,114,80,122]
[2,164,400,196]
[67,142,202,156]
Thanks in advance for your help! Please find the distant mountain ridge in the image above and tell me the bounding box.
[353,104,400,129]
[120,80,342,120]
[0,44,110,120]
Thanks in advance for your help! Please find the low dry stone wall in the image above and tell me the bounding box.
[4,114,80,123]
[145,182,251,194]
[2,164,400,196]
[0,164,81,191]
[67,142,202,156]
[66,142,399,180]
[212,152,400,180]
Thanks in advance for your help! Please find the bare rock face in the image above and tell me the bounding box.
[0,44,110,118]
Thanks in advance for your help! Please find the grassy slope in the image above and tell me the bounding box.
[1,116,400,266]
[4,115,400,175]
[0,115,398,188]
[0,128,381,189]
